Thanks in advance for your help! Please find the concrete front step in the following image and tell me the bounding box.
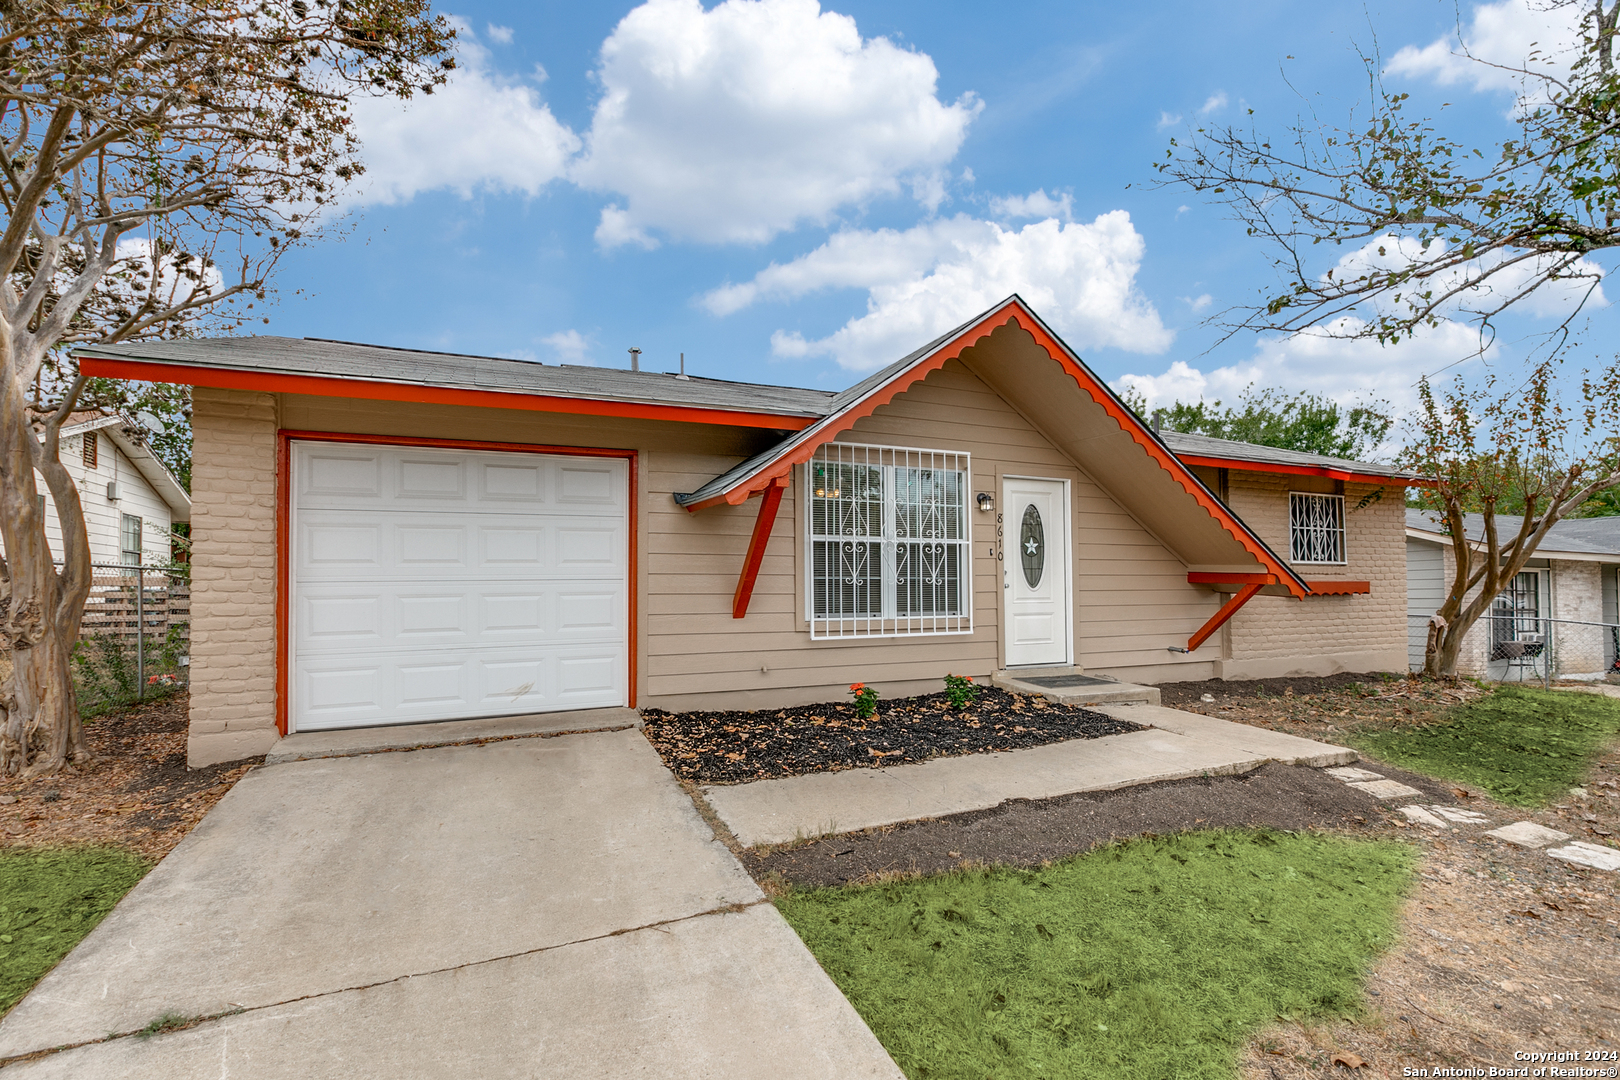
[991,667,1160,706]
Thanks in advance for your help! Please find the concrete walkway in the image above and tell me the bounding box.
[0,722,903,1079]
[704,704,1356,848]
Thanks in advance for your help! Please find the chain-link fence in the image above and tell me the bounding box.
[1409,613,1620,687]
[72,563,190,716]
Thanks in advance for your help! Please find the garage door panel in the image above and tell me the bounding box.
[296,585,626,652]
[480,461,547,502]
[291,442,629,732]
[295,513,625,580]
[302,450,384,500]
[397,457,466,500]
[558,463,621,503]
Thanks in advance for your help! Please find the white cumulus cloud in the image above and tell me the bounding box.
[347,34,579,206]
[989,189,1073,222]
[541,330,593,365]
[1199,91,1228,114]
[570,0,981,247]
[1386,0,1587,94]
[708,211,1173,371]
[1115,318,1490,417]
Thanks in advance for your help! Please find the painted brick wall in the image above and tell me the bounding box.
[187,387,280,767]
[1222,473,1407,675]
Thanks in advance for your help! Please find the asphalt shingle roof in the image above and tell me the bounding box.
[75,336,838,419]
[1406,509,1620,557]
[1159,430,1416,479]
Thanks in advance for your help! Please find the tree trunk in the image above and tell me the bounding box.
[0,371,92,776]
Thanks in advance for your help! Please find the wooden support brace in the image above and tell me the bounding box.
[732,477,788,619]
[1186,582,1263,652]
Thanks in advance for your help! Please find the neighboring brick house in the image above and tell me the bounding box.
[1407,512,1620,679]
[74,296,1417,767]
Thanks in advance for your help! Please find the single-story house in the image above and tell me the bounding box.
[2,410,191,570]
[74,297,1416,767]
[1407,511,1620,679]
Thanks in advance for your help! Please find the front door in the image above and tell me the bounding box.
[1003,477,1070,667]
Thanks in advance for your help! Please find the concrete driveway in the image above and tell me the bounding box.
[0,721,902,1078]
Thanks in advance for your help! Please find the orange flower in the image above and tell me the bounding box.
[850,682,865,691]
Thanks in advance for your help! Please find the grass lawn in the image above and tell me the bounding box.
[0,847,149,1015]
[1347,685,1620,806]
[777,830,1412,1080]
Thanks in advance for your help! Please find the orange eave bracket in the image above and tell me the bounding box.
[732,477,789,619]
[1187,572,1370,597]
[1187,582,1263,651]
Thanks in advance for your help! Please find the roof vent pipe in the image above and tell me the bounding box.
[628,347,641,372]
[677,351,689,380]
[1152,409,1163,435]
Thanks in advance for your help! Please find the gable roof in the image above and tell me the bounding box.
[1161,430,1418,484]
[59,411,191,521]
[1407,509,1620,561]
[73,337,835,430]
[678,295,1310,598]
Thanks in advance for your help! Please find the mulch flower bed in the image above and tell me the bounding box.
[641,686,1140,784]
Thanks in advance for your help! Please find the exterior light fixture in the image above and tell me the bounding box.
[976,492,994,513]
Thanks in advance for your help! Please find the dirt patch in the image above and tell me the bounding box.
[0,693,261,861]
[746,761,1407,887]
[642,686,1137,784]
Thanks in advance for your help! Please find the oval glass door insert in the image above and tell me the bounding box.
[1019,503,1045,588]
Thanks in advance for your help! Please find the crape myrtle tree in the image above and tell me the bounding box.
[1155,0,1620,676]
[0,0,456,775]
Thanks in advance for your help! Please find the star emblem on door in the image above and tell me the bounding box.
[1024,537,1038,555]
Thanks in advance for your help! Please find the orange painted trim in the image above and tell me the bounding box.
[1187,572,1279,586]
[1176,453,1419,487]
[683,300,1308,598]
[1186,571,1371,597]
[1303,580,1371,595]
[732,477,788,619]
[77,356,817,432]
[1188,582,1264,651]
[275,434,292,737]
[274,429,640,736]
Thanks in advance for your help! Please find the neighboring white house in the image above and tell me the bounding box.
[1406,510,1620,680]
[2,411,191,569]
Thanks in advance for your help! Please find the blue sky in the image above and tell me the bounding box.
[262,0,1615,413]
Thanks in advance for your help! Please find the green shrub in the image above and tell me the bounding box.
[943,673,980,710]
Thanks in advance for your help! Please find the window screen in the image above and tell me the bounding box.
[120,514,142,566]
[1289,493,1346,564]
[807,443,971,638]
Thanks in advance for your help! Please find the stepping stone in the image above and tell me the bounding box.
[1398,805,1450,828]
[1326,767,1385,782]
[1347,779,1426,800]
[1483,821,1571,849]
[1545,842,1620,872]
[1427,806,1489,824]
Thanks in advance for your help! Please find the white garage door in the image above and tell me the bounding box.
[290,441,629,732]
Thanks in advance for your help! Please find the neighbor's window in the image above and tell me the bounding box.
[807,443,971,639]
[120,513,142,567]
[81,432,98,469]
[1289,492,1346,564]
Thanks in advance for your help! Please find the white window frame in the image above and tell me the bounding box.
[119,513,142,567]
[1288,492,1346,565]
[805,442,973,640]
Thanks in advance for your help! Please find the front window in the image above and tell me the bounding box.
[120,514,142,566]
[807,443,971,638]
[1490,571,1546,662]
[1289,492,1345,564]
